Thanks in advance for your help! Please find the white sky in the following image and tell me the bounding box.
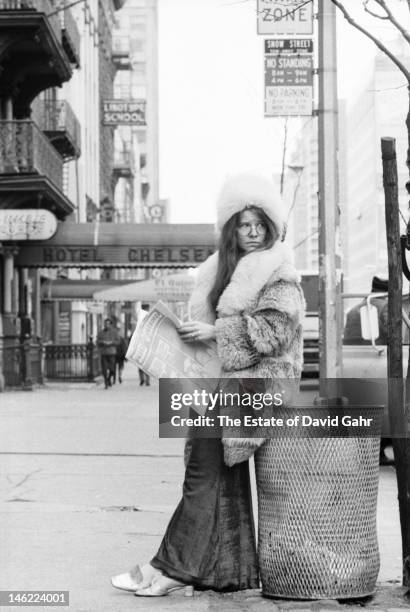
[158,0,409,223]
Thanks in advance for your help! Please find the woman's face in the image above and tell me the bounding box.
[236,208,268,253]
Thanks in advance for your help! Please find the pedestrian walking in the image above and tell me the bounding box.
[115,333,127,384]
[111,173,304,597]
[97,318,120,389]
[139,369,150,386]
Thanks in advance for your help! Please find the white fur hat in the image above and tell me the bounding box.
[216,173,285,235]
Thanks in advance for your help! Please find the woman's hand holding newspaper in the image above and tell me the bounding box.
[178,321,216,343]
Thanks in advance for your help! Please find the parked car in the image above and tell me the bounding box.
[300,271,319,378]
[341,278,410,463]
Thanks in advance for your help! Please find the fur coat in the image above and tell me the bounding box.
[188,240,305,466]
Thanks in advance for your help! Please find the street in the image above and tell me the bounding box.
[0,366,406,612]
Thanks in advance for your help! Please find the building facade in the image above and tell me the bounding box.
[0,0,125,389]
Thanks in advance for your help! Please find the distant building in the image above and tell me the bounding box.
[112,0,159,223]
[287,39,409,294]
[340,38,409,293]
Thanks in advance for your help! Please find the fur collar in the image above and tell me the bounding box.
[188,241,299,323]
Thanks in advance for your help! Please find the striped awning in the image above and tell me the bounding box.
[41,279,136,301]
[93,272,197,302]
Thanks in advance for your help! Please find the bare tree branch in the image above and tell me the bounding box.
[363,0,389,20]
[280,117,288,197]
[330,0,410,82]
[255,0,312,18]
[374,0,410,44]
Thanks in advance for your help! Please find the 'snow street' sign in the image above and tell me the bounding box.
[264,38,314,117]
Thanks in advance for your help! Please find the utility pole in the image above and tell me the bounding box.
[317,0,342,396]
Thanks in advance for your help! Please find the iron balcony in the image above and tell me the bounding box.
[112,34,131,70]
[113,149,135,180]
[0,120,75,218]
[34,99,81,160]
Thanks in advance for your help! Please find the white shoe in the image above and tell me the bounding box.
[111,564,160,592]
[134,574,193,597]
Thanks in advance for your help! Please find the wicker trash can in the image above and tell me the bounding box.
[255,426,381,599]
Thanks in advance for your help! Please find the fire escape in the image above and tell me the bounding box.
[110,31,135,222]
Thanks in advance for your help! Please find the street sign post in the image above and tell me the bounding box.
[264,38,313,117]
[257,0,313,35]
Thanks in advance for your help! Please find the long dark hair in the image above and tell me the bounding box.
[208,206,278,313]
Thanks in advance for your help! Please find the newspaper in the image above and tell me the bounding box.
[126,301,221,380]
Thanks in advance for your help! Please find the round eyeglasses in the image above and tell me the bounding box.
[237,222,267,236]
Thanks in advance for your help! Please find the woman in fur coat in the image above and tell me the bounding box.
[111,173,305,597]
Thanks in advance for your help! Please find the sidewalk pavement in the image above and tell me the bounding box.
[0,364,408,612]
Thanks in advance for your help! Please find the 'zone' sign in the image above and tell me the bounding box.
[257,0,313,35]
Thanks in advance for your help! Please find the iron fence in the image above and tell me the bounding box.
[1,341,101,387]
[44,342,101,381]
